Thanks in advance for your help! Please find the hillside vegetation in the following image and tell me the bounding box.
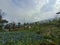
[0,10,60,45]
[0,18,60,45]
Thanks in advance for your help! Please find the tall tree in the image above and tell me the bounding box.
[12,22,16,30]
[17,22,21,28]
[0,9,8,31]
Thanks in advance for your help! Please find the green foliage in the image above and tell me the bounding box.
[1,13,60,45]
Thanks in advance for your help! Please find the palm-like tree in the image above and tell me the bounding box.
[56,12,60,27]
[0,9,8,31]
[55,12,60,19]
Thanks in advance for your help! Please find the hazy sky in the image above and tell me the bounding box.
[0,0,60,23]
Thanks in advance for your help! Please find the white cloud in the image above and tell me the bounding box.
[0,0,59,23]
[55,0,60,11]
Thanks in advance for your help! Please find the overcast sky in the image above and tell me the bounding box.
[0,0,60,23]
